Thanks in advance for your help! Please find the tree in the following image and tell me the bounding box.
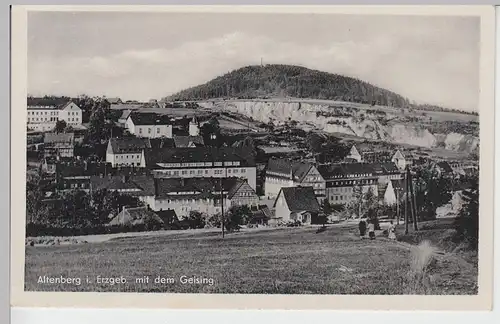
[306,132,325,153]
[86,98,112,145]
[55,120,67,133]
[186,211,206,229]
[226,205,252,231]
[201,116,222,147]
[454,177,479,249]
[413,167,452,220]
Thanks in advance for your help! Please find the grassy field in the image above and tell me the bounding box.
[25,222,477,295]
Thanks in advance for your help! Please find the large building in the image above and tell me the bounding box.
[264,159,325,200]
[318,163,380,205]
[27,100,83,132]
[145,147,257,190]
[125,112,173,138]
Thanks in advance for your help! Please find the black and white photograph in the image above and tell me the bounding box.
[10,5,495,310]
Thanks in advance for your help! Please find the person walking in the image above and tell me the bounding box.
[358,217,367,239]
[388,220,397,240]
[368,220,376,240]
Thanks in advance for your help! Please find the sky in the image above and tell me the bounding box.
[28,12,480,111]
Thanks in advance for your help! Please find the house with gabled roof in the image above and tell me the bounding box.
[345,145,362,162]
[391,149,407,171]
[43,132,75,158]
[106,137,150,167]
[125,112,173,139]
[272,186,321,225]
[264,158,325,200]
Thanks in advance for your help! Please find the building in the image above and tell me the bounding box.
[55,161,112,193]
[345,145,362,162]
[106,137,149,168]
[391,150,407,171]
[272,186,321,225]
[43,133,75,158]
[383,179,405,206]
[145,147,257,190]
[318,163,379,206]
[264,159,325,199]
[27,100,83,132]
[125,112,173,138]
[226,179,259,207]
[150,177,255,219]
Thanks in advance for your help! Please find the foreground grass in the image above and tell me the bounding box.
[25,224,477,294]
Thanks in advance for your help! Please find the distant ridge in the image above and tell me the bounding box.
[165,64,477,115]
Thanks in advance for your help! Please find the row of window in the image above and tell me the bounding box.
[28,111,58,116]
[138,127,161,134]
[159,168,247,176]
[117,154,141,160]
[331,179,376,186]
[27,117,79,123]
[115,162,141,167]
[330,195,352,202]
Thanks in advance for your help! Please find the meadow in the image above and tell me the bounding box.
[25,221,478,295]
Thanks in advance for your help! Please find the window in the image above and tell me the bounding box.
[157,128,160,134]
[139,128,142,134]
[148,128,152,134]
[190,170,195,175]
[182,170,188,175]
[241,169,246,173]
[198,170,203,175]
[174,171,179,176]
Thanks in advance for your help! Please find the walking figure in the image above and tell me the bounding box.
[358,218,367,239]
[388,221,397,240]
[368,220,376,240]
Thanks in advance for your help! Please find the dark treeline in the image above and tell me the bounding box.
[167,64,412,108]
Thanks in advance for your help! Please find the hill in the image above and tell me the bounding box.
[166,64,413,108]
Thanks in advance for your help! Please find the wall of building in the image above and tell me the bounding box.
[273,193,291,223]
[59,103,82,126]
[264,176,294,199]
[326,178,379,205]
[154,166,257,190]
[152,197,231,219]
[132,124,173,139]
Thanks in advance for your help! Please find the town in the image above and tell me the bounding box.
[26,95,479,239]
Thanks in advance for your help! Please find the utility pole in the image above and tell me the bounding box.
[221,177,225,239]
[408,169,419,231]
[404,169,409,235]
[396,188,400,225]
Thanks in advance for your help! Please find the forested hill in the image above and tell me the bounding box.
[166,64,412,108]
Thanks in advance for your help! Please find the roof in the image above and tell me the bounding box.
[319,162,400,179]
[119,109,132,121]
[44,133,74,144]
[392,150,405,160]
[318,163,376,179]
[128,112,172,126]
[266,159,314,182]
[108,206,162,226]
[173,135,205,148]
[275,186,320,212]
[437,161,453,173]
[145,147,256,168]
[148,138,176,149]
[27,97,70,109]
[110,103,144,110]
[226,179,255,199]
[106,98,122,104]
[108,137,149,154]
[57,162,109,178]
[154,177,247,200]
[156,209,179,223]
